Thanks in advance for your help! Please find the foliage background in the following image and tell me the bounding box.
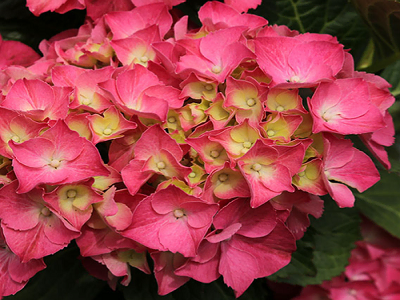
[1,0,399,299]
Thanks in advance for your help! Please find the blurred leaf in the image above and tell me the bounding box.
[268,199,361,286]
[381,59,400,97]
[253,0,370,64]
[355,171,400,239]
[5,243,107,300]
[352,0,400,71]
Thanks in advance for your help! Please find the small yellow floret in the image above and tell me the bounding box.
[267,130,275,137]
[66,189,77,199]
[168,117,177,123]
[41,207,51,216]
[276,105,285,112]
[188,172,197,178]
[103,128,113,135]
[156,161,166,169]
[246,98,256,107]
[290,75,300,83]
[243,141,252,149]
[173,209,185,218]
[211,65,222,74]
[11,135,20,143]
[204,84,213,91]
[210,150,220,158]
[140,56,149,63]
[251,163,262,172]
[82,98,92,106]
[218,173,229,182]
[50,159,61,168]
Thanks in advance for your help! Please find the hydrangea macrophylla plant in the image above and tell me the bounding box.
[0,0,397,298]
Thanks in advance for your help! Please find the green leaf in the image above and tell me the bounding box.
[5,243,107,300]
[253,0,370,65]
[381,59,400,97]
[351,0,400,71]
[355,171,400,239]
[268,199,361,286]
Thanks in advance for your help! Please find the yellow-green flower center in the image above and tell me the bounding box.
[211,65,222,74]
[168,117,177,123]
[267,130,275,137]
[11,135,20,143]
[252,163,262,172]
[210,150,220,158]
[173,209,185,218]
[41,207,52,217]
[103,128,113,135]
[246,98,256,107]
[218,173,229,182]
[50,159,61,169]
[140,56,149,63]
[66,189,77,199]
[157,161,166,170]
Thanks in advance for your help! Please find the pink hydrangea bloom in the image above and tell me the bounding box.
[122,185,218,257]
[9,120,109,193]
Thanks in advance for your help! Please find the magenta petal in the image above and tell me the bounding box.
[327,148,380,193]
[151,251,190,296]
[40,120,83,161]
[219,241,259,297]
[134,125,183,161]
[105,203,133,231]
[326,181,355,208]
[191,240,220,263]
[206,223,242,244]
[121,197,169,252]
[42,214,80,245]
[7,254,46,283]
[175,241,220,283]
[150,185,193,214]
[0,182,43,230]
[230,221,296,278]
[237,202,277,238]
[2,78,53,112]
[2,223,66,262]
[12,160,68,194]
[158,220,196,257]
[212,198,247,230]
[121,160,153,196]
[77,226,137,257]
[184,201,218,229]
[9,138,54,168]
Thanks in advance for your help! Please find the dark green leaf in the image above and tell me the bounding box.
[253,0,370,65]
[355,171,400,239]
[5,244,107,300]
[351,0,400,71]
[381,59,400,97]
[268,199,361,286]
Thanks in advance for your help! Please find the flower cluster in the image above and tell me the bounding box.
[0,0,395,298]
[294,218,400,300]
